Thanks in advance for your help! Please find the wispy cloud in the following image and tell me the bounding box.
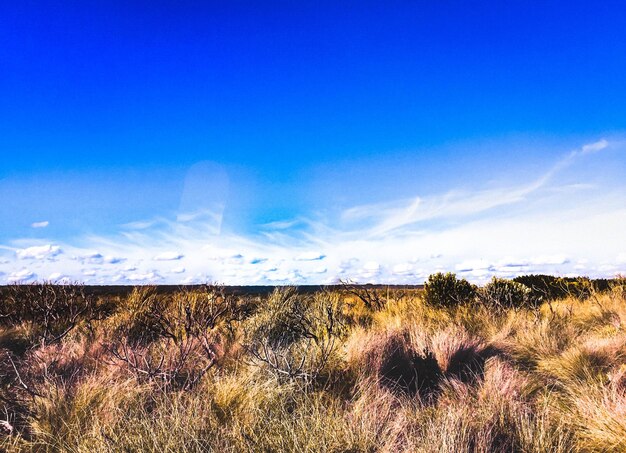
[581,139,609,155]
[342,139,613,237]
[121,220,157,230]
[0,139,623,284]
[31,221,49,229]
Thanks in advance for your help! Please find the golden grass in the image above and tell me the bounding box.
[1,285,626,451]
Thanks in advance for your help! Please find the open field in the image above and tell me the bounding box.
[1,275,626,452]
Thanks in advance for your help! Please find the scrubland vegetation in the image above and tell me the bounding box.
[1,274,626,452]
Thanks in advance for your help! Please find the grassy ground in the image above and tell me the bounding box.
[1,282,626,452]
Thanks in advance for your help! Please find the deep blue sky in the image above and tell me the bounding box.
[1,2,625,284]
[3,1,625,174]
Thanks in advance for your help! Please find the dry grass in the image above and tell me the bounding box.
[1,283,626,452]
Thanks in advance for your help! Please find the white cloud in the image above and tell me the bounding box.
[295,252,326,261]
[48,272,72,284]
[105,256,126,264]
[8,269,36,283]
[81,252,104,264]
[597,264,617,273]
[153,252,184,261]
[31,221,49,228]
[392,263,414,275]
[16,244,61,260]
[79,252,123,265]
[264,270,302,282]
[455,259,491,273]
[363,261,381,271]
[126,271,163,282]
[181,273,211,284]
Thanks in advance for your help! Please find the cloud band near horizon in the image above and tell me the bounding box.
[1,138,625,285]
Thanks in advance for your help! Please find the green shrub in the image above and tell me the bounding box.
[609,276,626,299]
[513,275,600,302]
[513,275,563,301]
[479,277,534,309]
[424,273,476,307]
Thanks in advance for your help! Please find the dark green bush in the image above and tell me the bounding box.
[512,275,604,302]
[479,277,534,309]
[423,272,476,307]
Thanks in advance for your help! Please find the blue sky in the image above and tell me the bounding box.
[1,2,625,284]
